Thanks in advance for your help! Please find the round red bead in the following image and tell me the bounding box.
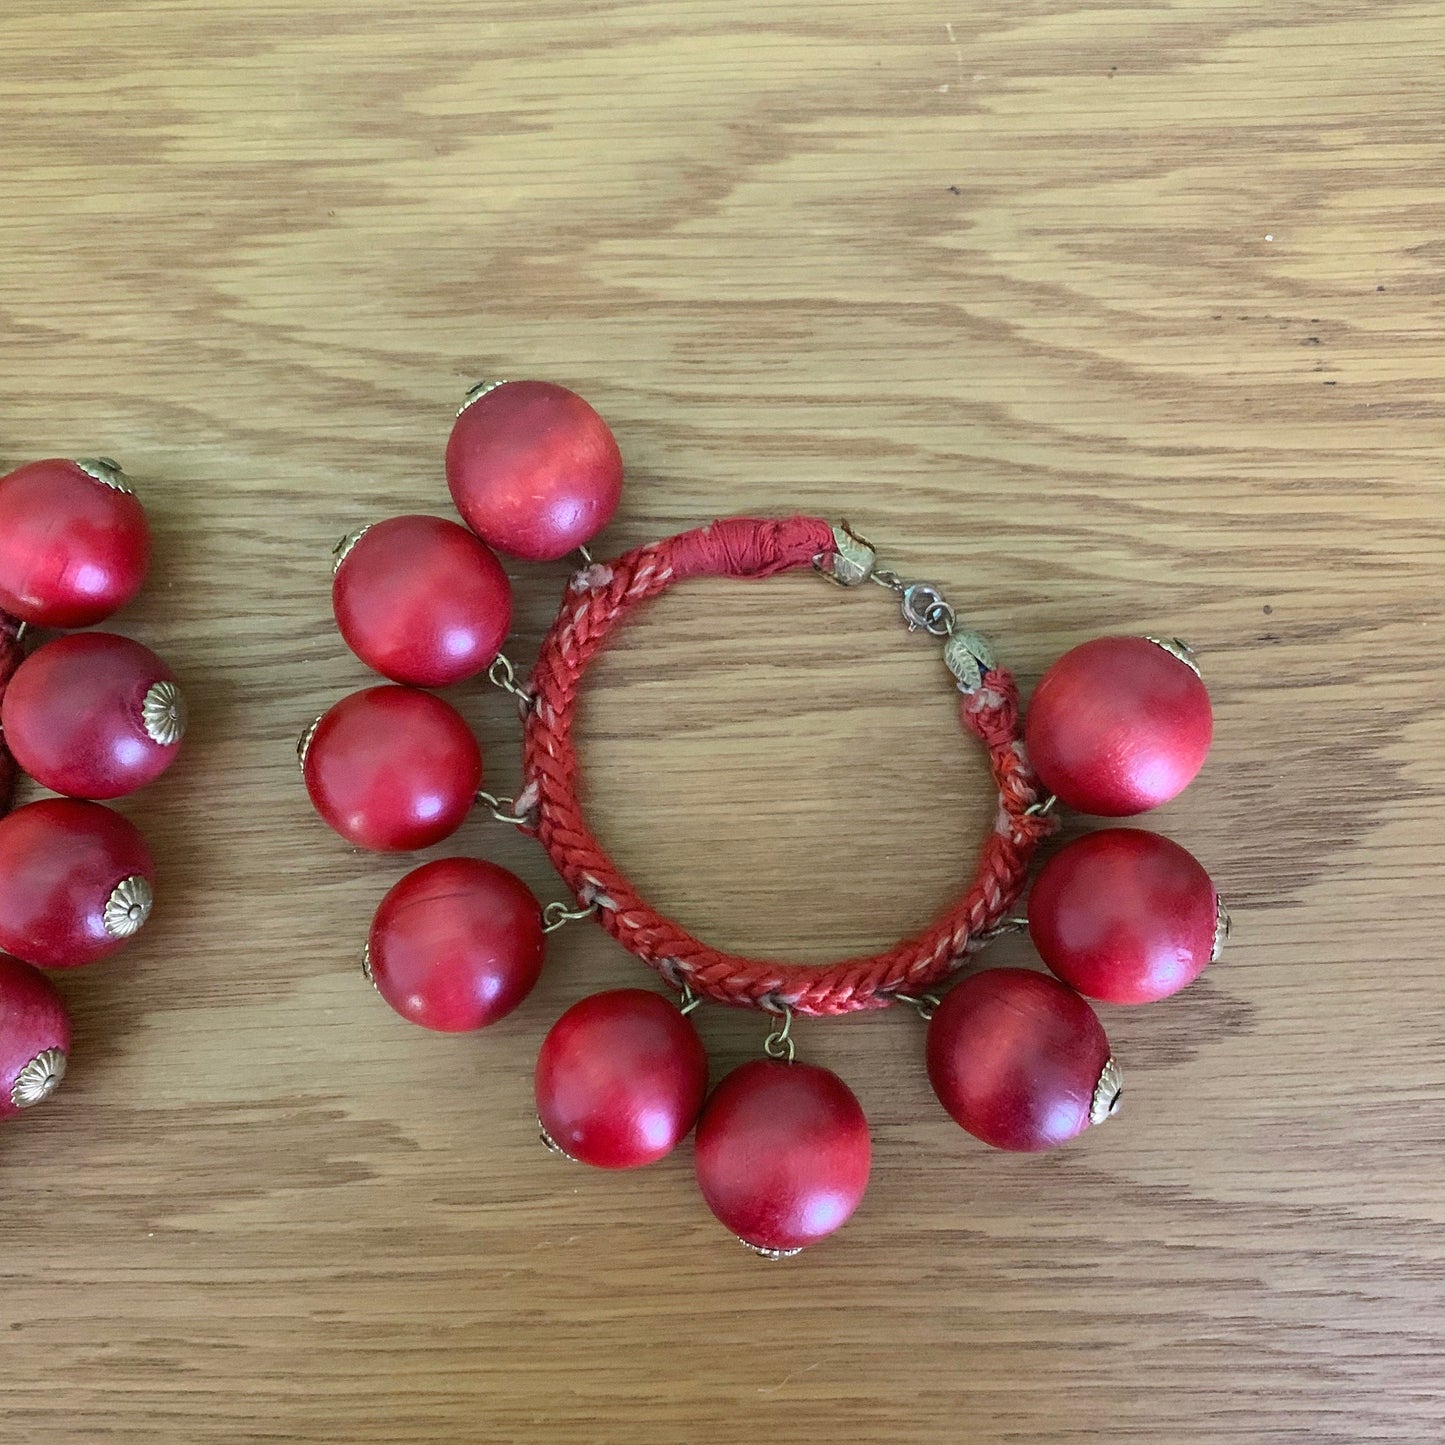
[0,954,72,1119]
[0,798,155,968]
[368,857,545,1031]
[1,632,184,799]
[927,968,1116,1151]
[534,989,708,1169]
[694,1059,871,1254]
[333,515,512,687]
[302,686,481,852]
[1025,636,1213,816]
[0,459,151,627]
[1030,828,1220,1004]
[445,380,623,562]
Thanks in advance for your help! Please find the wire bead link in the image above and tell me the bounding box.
[475,789,534,827]
[762,1005,796,1062]
[542,899,599,934]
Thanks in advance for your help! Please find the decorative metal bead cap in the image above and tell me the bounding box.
[73,457,134,494]
[538,1118,578,1161]
[457,378,509,416]
[1145,636,1201,677]
[1212,896,1232,963]
[11,1048,67,1109]
[817,521,876,587]
[297,717,321,770]
[331,525,372,576]
[738,1238,804,1261]
[103,875,153,940]
[943,630,996,694]
[1090,1057,1123,1126]
[141,680,187,746]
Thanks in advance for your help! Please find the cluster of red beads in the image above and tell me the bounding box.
[0,458,184,1121]
[302,381,620,1030]
[302,382,1227,1259]
[302,380,623,855]
[927,635,1221,1153]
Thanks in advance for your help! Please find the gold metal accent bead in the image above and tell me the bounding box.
[457,378,509,416]
[331,525,372,576]
[11,1048,67,1109]
[141,680,187,746]
[102,876,153,939]
[73,457,134,494]
[1090,1057,1123,1126]
[943,629,997,693]
[1144,636,1202,677]
[738,1238,804,1260]
[297,716,322,770]
[1212,896,1232,963]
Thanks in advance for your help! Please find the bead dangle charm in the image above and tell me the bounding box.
[302,380,1229,1256]
[0,458,186,1119]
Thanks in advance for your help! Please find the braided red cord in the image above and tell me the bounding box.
[0,613,23,817]
[521,516,1053,1016]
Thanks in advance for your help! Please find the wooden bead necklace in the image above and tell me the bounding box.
[302,379,1228,1257]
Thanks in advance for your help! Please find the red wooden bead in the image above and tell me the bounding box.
[333,515,512,687]
[368,857,545,1031]
[694,1060,871,1255]
[0,955,72,1118]
[927,968,1119,1152]
[445,380,623,562]
[0,459,151,627]
[0,799,155,968]
[301,686,482,852]
[1025,636,1213,816]
[534,989,708,1169]
[1,632,185,799]
[1030,828,1221,1004]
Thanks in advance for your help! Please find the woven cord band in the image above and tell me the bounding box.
[521,515,1052,1016]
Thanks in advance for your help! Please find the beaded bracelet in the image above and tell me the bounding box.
[302,380,1228,1258]
[0,459,186,1120]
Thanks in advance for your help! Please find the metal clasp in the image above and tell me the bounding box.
[815,521,994,689]
[899,582,955,637]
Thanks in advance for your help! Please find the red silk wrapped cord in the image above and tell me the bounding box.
[521,516,1052,1016]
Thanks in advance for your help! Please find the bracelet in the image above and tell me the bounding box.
[520,514,1053,1015]
[302,378,1227,1260]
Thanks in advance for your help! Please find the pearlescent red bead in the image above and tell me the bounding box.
[0,459,151,627]
[694,1060,871,1254]
[927,968,1117,1152]
[368,857,545,1031]
[1,632,184,799]
[0,799,155,968]
[1030,828,1220,1004]
[333,515,512,687]
[445,380,623,561]
[302,686,482,852]
[535,989,708,1169]
[0,954,72,1119]
[1025,636,1213,816]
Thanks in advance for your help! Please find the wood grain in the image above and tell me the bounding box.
[1,2,1442,1440]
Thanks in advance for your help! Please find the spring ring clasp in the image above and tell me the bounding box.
[900,582,956,637]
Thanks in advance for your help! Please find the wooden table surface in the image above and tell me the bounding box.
[2,2,1442,1441]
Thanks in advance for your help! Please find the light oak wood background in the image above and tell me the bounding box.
[1,2,1441,1441]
